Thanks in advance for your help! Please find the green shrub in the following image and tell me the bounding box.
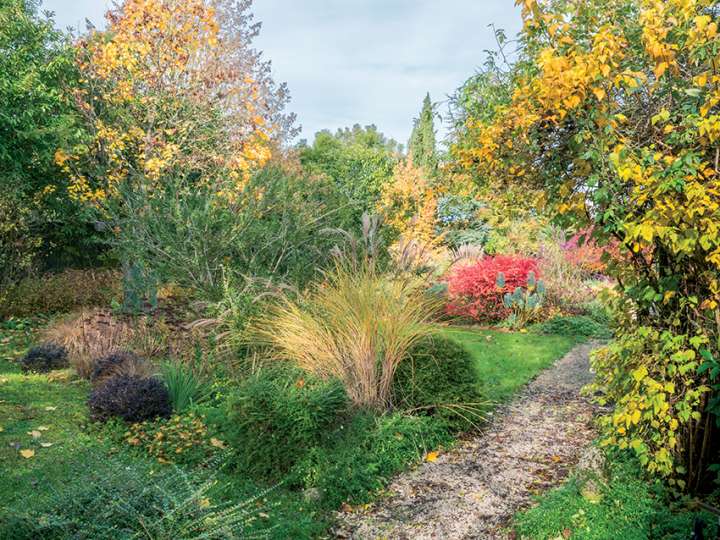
[20,342,68,373]
[292,412,452,508]
[0,269,120,319]
[221,366,349,478]
[0,451,274,539]
[392,336,484,431]
[161,361,211,413]
[532,315,612,339]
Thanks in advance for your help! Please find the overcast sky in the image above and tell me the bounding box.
[41,0,522,145]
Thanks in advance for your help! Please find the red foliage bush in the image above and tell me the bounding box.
[445,255,540,322]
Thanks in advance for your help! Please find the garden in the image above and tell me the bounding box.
[1,0,720,538]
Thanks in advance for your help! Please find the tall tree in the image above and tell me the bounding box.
[299,124,399,225]
[408,93,438,174]
[0,0,101,285]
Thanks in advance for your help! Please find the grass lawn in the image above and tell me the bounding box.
[0,319,581,538]
[441,326,581,403]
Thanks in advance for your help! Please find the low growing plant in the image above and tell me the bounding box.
[1,451,275,539]
[90,350,154,386]
[123,412,222,466]
[88,375,172,423]
[161,360,212,413]
[291,411,452,508]
[19,342,68,373]
[221,366,348,478]
[532,315,612,339]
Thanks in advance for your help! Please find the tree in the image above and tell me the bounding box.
[299,124,399,225]
[408,93,438,174]
[0,0,101,285]
[455,0,720,492]
[58,0,295,206]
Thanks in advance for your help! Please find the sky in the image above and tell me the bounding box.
[41,0,522,146]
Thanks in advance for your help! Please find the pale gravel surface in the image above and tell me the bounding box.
[335,341,600,540]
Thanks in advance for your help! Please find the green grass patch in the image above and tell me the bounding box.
[440,327,580,403]
[0,321,582,538]
[513,450,718,540]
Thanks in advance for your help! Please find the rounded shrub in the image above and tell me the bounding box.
[90,350,152,386]
[88,375,172,423]
[20,342,69,373]
[392,336,483,431]
[221,365,348,478]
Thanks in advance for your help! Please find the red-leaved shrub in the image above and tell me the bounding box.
[445,255,540,322]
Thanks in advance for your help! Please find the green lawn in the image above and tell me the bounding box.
[441,326,580,403]
[0,320,581,538]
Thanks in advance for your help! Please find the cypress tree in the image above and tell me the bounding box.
[408,93,438,173]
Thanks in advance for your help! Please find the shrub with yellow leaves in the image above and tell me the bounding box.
[124,412,224,466]
[453,0,720,492]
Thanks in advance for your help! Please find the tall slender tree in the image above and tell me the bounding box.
[408,93,438,174]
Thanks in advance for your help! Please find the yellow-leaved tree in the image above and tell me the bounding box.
[57,0,295,205]
[454,0,720,492]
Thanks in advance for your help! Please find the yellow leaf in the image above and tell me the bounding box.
[28,430,42,439]
[210,438,225,449]
[40,442,54,448]
[44,406,57,411]
[426,451,439,462]
[37,426,49,431]
[199,498,211,508]
[19,449,35,459]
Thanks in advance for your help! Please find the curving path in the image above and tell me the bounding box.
[335,341,599,540]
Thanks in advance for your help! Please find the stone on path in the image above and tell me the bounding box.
[335,341,599,540]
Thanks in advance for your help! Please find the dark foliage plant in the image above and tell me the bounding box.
[90,350,150,386]
[88,375,171,423]
[20,342,69,373]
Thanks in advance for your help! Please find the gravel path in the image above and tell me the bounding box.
[335,341,599,540]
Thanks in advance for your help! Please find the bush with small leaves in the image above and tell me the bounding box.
[88,375,171,423]
[392,336,486,431]
[20,342,69,373]
[1,450,274,539]
[90,350,153,386]
[221,365,349,478]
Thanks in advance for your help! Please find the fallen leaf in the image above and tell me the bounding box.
[44,406,57,411]
[40,442,54,448]
[199,498,211,508]
[551,455,562,463]
[19,449,35,459]
[28,430,42,439]
[210,438,225,449]
[426,451,439,462]
[37,426,49,431]
[562,528,572,539]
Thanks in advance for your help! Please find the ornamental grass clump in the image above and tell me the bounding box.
[253,259,440,410]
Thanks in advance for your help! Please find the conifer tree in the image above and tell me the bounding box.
[408,93,438,174]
